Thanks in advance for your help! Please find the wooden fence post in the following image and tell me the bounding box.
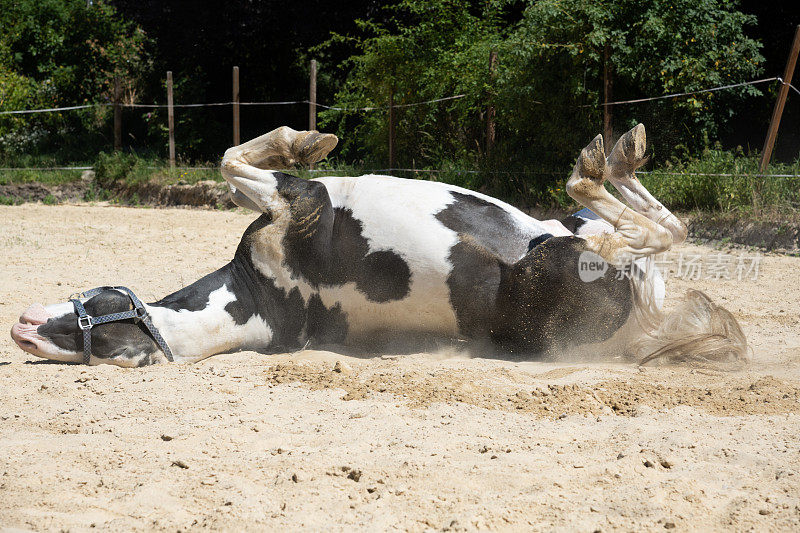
[167,71,175,168]
[113,77,122,151]
[603,44,613,155]
[486,50,498,156]
[308,60,317,169]
[388,90,396,169]
[760,24,800,172]
[232,66,240,146]
[309,59,317,131]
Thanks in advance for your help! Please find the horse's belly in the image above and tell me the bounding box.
[313,266,460,342]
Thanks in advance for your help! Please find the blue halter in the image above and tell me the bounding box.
[69,286,174,364]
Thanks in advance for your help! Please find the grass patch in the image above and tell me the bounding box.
[151,166,221,185]
[93,152,221,188]
[0,167,86,186]
[0,194,21,205]
[640,147,800,216]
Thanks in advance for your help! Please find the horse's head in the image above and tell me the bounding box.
[11,289,165,367]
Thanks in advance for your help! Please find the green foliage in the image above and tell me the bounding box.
[319,0,765,204]
[506,0,764,164]
[641,147,800,214]
[0,168,83,186]
[0,0,152,162]
[156,165,221,185]
[83,181,109,203]
[93,151,151,188]
[93,152,222,188]
[315,0,505,167]
[0,194,20,206]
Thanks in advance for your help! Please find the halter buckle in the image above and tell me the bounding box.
[77,315,93,330]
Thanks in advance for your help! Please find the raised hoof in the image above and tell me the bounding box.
[578,134,606,182]
[566,134,606,201]
[293,131,339,166]
[608,123,647,173]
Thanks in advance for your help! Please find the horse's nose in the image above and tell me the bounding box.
[19,303,50,325]
[10,322,24,343]
[10,321,41,353]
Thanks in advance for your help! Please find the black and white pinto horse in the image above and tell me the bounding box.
[10,125,747,367]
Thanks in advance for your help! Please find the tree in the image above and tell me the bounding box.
[0,0,151,162]
[505,0,765,165]
[317,0,505,171]
[321,0,764,202]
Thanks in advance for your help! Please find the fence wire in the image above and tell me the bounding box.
[1,77,794,115]
[1,76,797,182]
[0,95,469,115]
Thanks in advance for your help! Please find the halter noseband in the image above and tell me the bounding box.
[69,286,174,364]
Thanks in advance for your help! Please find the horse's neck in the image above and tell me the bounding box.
[144,261,273,362]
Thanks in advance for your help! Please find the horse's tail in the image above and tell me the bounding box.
[629,261,748,369]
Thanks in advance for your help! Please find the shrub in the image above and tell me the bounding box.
[93,151,152,188]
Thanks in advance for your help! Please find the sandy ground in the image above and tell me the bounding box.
[1,203,800,532]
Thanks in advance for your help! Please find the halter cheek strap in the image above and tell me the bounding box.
[69,286,174,365]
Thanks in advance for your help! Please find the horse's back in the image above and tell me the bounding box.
[313,174,564,265]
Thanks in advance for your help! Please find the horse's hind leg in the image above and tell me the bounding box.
[565,134,674,265]
[566,131,747,368]
[605,124,688,244]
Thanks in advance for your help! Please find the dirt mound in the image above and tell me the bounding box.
[0,181,89,203]
[688,212,800,252]
[0,178,236,208]
[267,360,800,417]
[120,180,235,208]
